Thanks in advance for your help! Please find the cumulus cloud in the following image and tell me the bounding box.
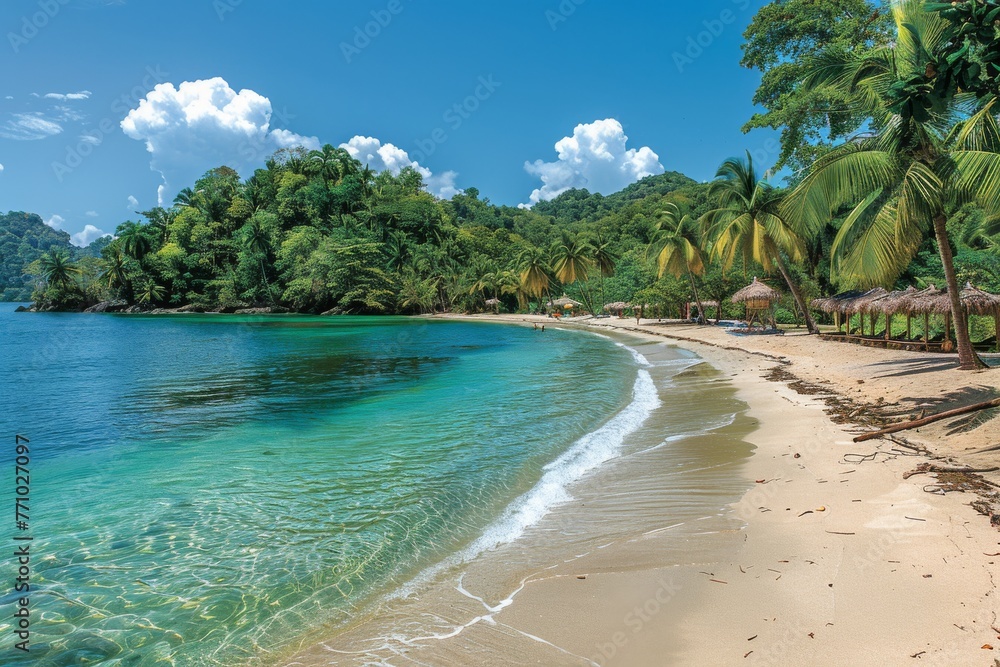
[0,112,64,141]
[44,90,92,101]
[127,195,139,209]
[0,163,4,174]
[45,215,65,229]
[341,135,460,200]
[121,77,320,205]
[521,118,664,207]
[71,225,109,247]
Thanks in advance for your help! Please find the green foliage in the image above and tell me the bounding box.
[741,0,893,173]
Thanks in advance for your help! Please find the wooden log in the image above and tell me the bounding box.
[854,398,1000,442]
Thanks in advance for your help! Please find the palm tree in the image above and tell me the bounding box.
[137,282,165,305]
[38,249,80,289]
[702,153,819,334]
[588,232,618,313]
[100,249,133,302]
[551,231,595,313]
[117,222,153,262]
[243,217,275,303]
[517,247,552,313]
[650,203,707,324]
[785,0,1000,369]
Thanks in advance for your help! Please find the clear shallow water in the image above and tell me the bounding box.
[0,307,639,666]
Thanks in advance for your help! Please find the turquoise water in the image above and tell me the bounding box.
[0,306,639,666]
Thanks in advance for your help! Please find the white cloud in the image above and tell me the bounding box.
[121,77,320,205]
[71,224,109,247]
[85,210,99,217]
[0,112,64,140]
[127,195,139,209]
[44,90,92,101]
[521,118,664,207]
[0,163,4,173]
[79,134,101,145]
[45,214,66,229]
[341,135,460,200]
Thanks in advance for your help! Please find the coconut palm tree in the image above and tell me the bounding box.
[517,247,552,313]
[117,222,154,263]
[785,0,1000,369]
[649,202,708,324]
[137,282,165,305]
[38,249,81,289]
[243,216,275,303]
[551,231,595,313]
[588,232,618,313]
[702,153,819,334]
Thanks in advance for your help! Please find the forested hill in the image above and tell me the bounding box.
[6,163,707,309]
[531,171,698,223]
[0,212,76,301]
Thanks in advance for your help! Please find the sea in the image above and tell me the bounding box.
[0,305,753,666]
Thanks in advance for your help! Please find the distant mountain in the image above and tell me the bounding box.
[530,171,698,222]
[0,212,77,301]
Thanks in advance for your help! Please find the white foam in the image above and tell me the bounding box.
[458,366,661,561]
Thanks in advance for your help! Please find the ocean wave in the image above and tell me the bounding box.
[457,364,660,561]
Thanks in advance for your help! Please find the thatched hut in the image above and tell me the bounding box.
[603,302,630,317]
[812,290,864,332]
[849,287,889,337]
[871,286,918,339]
[922,283,1000,351]
[731,277,781,328]
[548,295,583,315]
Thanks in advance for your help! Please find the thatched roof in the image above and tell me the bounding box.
[900,285,942,314]
[958,282,1000,315]
[871,286,918,314]
[849,287,889,314]
[812,290,864,314]
[603,302,631,312]
[731,277,781,304]
[548,295,582,308]
[688,301,720,308]
[484,298,501,306]
[921,283,1000,315]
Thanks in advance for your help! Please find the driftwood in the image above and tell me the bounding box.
[902,463,1000,479]
[853,398,1000,443]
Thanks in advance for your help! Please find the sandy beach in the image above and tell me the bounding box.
[285,316,1000,666]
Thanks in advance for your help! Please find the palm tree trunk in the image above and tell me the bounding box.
[687,271,706,324]
[933,214,986,370]
[772,252,819,334]
[260,259,275,305]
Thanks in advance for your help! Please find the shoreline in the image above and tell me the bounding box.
[415,314,1000,665]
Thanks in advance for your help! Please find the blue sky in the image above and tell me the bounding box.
[0,0,777,245]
